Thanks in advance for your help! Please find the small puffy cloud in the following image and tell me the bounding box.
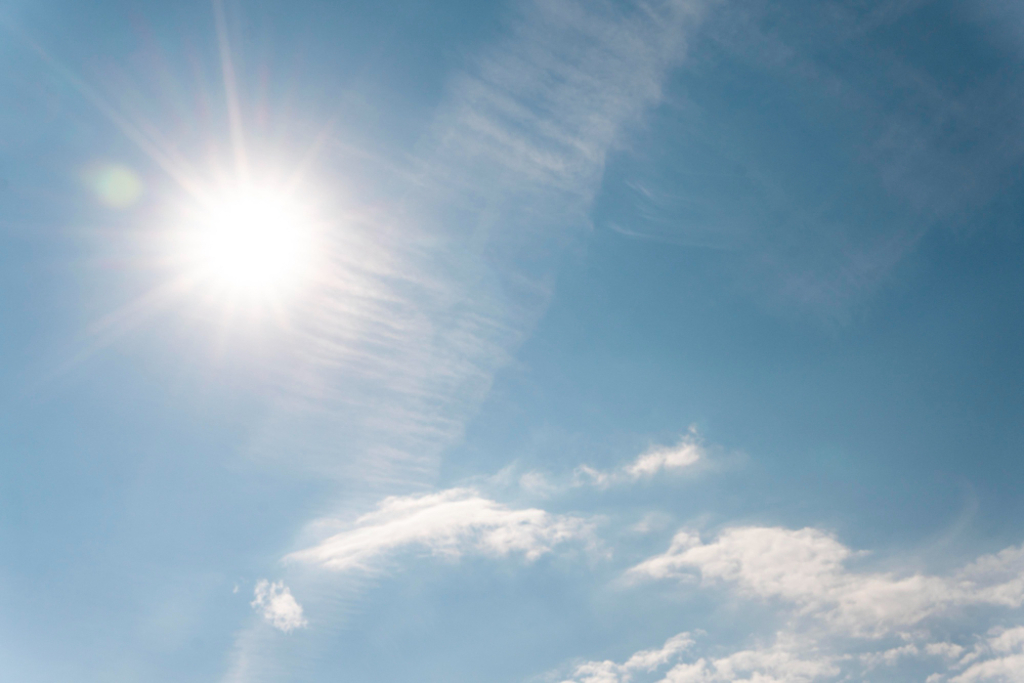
[625,440,703,479]
[630,526,1024,637]
[926,642,965,659]
[575,430,706,489]
[860,643,920,669]
[251,580,307,632]
[562,632,695,683]
[663,635,840,683]
[287,488,594,572]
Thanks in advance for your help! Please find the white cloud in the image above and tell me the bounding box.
[954,656,1024,683]
[555,622,1024,683]
[222,0,711,676]
[287,488,594,572]
[662,635,840,683]
[630,526,1024,637]
[626,440,703,479]
[251,580,307,633]
[575,431,706,489]
[860,643,920,669]
[927,642,965,659]
[948,627,1024,682]
[553,526,1024,683]
[562,632,695,683]
[560,632,838,683]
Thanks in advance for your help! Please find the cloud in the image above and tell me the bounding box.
[661,635,840,683]
[947,627,1024,682]
[287,488,595,572]
[574,431,706,489]
[630,526,1024,637]
[624,441,703,479]
[222,0,714,675]
[431,0,707,196]
[555,617,1024,683]
[251,580,307,633]
[548,526,1024,682]
[243,0,715,493]
[597,0,1024,323]
[562,632,695,683]
[559,631,838,683]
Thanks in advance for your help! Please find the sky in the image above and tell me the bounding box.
[2,0,1024,681]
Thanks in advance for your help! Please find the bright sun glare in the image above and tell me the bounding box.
[187,185,315,298]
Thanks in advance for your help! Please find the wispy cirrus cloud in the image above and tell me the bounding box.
[599,0,1024,322]
[224,0,715,676]
[249,0,716,493]
[287,488,596,573]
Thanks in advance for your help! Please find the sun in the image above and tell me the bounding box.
[183,183,316,300]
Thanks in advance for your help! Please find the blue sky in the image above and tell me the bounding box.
[3,0,1024,681]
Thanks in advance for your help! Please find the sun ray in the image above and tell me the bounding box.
[1,20,206,200]
[213,0,249,181]
[7,2,325,386]
[39,274,201,384]
[286,118,337,195]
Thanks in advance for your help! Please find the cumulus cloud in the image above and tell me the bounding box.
[949,627,1024,682]
[553,526,1024,682]
[663,635,840,683]
[630,526,1024,636]
[560,631,838,683]
[286,488,594,572]
[251,580,308,632]
[574,431,706,489]
[557,629,992,683]
[556,611,1024,683]
[562,632,695,683]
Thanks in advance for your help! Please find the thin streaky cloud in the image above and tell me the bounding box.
[252,0,716,489]
[224,0,714,677]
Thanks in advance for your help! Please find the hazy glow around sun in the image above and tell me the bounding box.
[185,184,316,298]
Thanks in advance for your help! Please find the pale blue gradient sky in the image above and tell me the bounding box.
[3,1,1024,682]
